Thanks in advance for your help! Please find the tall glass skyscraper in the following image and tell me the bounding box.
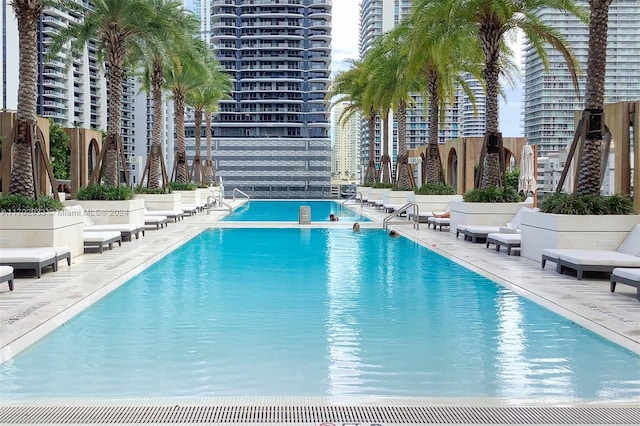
[523,0,640,156]
[191,0,332,199]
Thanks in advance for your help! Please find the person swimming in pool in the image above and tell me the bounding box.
[352,222,360,232]
[329,213,339,221]
[389,230,399,237]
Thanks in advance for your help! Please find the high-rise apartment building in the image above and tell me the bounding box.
[523,0,640,156]
[358,0,486,174]
[331,101,360,183]
[189,0,332,199]
[1,1,139,179]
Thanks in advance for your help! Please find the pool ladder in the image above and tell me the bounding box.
[383,202,420,230]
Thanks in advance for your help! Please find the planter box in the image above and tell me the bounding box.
[449,200,533,235]
[0,211,84,258]
[407,194,463,217]
[520,210,640,263]
[382,190,414,208]
[174,188,210,206]
[66,199,145,227]
[356,186,372,202]
[136,193,182,211]
[368,188,388,203]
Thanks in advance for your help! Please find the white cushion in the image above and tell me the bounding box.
[560,251,640,267]
[83,231,120,243]
[0,248,57,262]
[487,233,521,244]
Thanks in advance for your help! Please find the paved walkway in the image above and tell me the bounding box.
[1,200,639,366]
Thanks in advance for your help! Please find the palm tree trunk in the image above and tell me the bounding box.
[174,89,188,183]
[379,108,392,184]
[395,100,414,189]
[480,26,502,189]
[9,1,42,198]
[148,59,164,188]
[105,37,126,187]
[364,110,377,184]
[191,106,203,184]
[205,112,214,184]
[576,0,612,196]
[426,71,443,184]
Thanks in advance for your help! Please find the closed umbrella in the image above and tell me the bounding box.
[518,145,537,196]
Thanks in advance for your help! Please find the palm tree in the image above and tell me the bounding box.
[202,67,232,185]
[8,0,44,198]
[8,0,75,197]
[362,42,396,184]
[185,60,231,184]
[417,0,586,189]
[575,0,614,196]
[132,0,198,189]
[405,9,485,186]
[328,59,377,184]
[164,38,210,183]
[49,0,158,186]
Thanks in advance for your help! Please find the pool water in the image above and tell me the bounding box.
[1,228,639,400]
[223,200,368,222]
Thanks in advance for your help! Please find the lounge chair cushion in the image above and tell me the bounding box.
[487,233,521,245]
[559,251,640,267]
[0,248,57,278]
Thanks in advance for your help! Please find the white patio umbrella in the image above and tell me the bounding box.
[518,144,537,196]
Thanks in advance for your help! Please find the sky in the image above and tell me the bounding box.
[330,0,525,137]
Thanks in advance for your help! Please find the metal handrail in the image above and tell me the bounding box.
[383,202,419,230]
[232,188,250,202]
[219,199,233,213]
[341,191,360,205]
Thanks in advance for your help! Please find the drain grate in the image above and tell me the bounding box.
[1,405,640,424]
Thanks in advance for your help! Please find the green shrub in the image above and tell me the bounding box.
[414,183,456,195]
[76,184,135,200]
[135,186,171,194]
[463,186,524,203]
[540,192,635,215]
[0,194,63,212]
[371,182,395,189]
[169,182,198,191]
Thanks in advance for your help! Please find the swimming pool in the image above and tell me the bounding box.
[1,228,639,401]
[223,200,369,222]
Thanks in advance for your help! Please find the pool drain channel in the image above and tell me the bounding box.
[1,405,639,424]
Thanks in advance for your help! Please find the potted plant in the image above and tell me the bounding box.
[0,194,84,258]
[135,186,183,211]
[407,183,461,218]
[67,184,144,228]
[520,193,638,262]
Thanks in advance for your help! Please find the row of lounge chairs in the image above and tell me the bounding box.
[450,205,640,300]
[0,202,206,289]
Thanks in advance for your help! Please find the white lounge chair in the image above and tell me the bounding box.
[427,215,451,231]
[66,205,144,241]
[84,231,122,253]
[0,265,14,291]
[486,231,521,255]
[541,224,640,280]
[144,208,183,222]
[0,247,57,278]
[144,214,168,229]
[457,207,533,243]
[610,268,640,300]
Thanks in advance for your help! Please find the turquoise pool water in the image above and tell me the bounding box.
[1,228,639,400]
[223,200,369,222]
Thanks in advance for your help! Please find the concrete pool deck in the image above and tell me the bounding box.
[1,199,639,421]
